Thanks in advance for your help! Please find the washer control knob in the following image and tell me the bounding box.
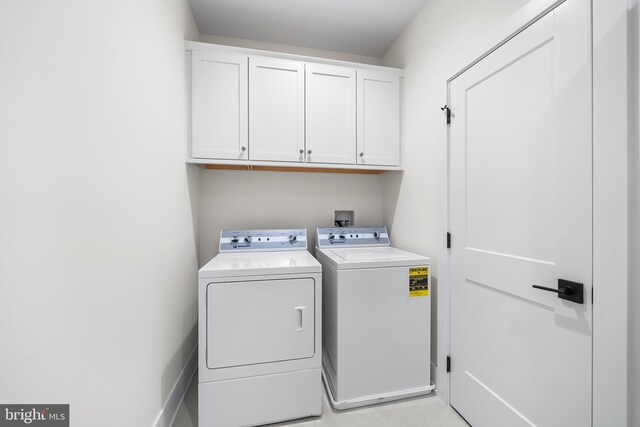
[231,237,239,244]
[289,234,298,244]
[373,231,380,239]
[328,233,335,240]
[244,236,252,244]
[339,234,346,240]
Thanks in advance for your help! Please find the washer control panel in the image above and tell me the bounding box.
[219,229,307,252]
[316,227,390,248]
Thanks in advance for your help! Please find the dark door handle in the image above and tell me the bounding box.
[532,279,584,304]
[532,285,573,295]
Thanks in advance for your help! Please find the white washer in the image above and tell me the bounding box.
[315,226,435,410]
[198,229,322,427]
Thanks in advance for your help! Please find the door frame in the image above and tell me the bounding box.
[436,0,630,425]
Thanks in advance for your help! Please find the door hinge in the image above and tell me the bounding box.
[447,232,451,249]
[447,355,451,373]
[441,105,452,125]
[592,287,594,304]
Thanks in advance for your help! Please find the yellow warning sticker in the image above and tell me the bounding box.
[409,266,429,297]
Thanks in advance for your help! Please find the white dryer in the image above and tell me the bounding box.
[315,226,434,410]
[198,229,322,427]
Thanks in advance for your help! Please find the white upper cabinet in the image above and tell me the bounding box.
[249,57,305,162]
[191,51,248,160]
[305,64,356,165]
[357,70,400,166]
[186,42,403,170]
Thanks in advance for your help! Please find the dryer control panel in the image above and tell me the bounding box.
[219,229,307,252]
[316,227,390,248]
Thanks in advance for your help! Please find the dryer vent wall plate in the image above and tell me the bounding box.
[316,226,390,248]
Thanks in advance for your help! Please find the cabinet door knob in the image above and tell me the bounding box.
[241,146,246,152]
[307,150,312,155]
[299,149,304,154]
[359,152,364,157]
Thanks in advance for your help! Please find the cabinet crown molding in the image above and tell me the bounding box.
[185,41,404,76]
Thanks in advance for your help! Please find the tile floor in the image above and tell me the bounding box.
[173,376,468,427]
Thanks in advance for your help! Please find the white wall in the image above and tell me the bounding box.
[0,1,200,426]
[629,172,639,427]
[194,34,386,264]
[630,1,640,423]
[198,170,383,264]
[380,0,530,367]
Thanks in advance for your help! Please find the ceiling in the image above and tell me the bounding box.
[187,0,428,58]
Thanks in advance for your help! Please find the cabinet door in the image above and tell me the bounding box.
[249,57,305,162]
[191,51,248,160]
[306,64,356,164]
[356,70,400,166]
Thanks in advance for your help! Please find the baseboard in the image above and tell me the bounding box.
[430,361,439,395]
[152,344,198,427]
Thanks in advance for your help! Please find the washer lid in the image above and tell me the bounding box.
[199,250,321,279]
[318,246,430,270]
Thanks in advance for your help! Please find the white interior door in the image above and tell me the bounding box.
[249,57,305,162]
[449,1,592,426]
[306,64,356,164]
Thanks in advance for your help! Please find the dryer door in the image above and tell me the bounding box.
[206,277,315,369]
